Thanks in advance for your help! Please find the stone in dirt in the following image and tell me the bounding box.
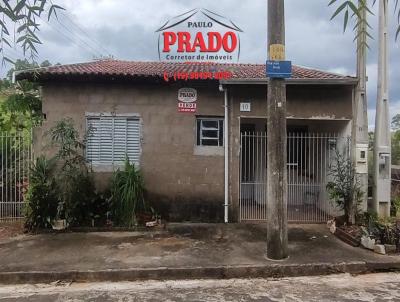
[327,220,336,234]
[361,236,375,250]
[146,221,158,227]
[384,244,397,254]
[374,244,386,255]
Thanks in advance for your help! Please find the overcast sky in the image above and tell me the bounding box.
[1,0,399,128]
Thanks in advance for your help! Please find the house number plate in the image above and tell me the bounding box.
[240,102,251,112]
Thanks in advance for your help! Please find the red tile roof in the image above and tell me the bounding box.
[16,59,355,82]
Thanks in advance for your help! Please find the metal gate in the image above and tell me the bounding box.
[0,132,32,221]
[239,132,350,223]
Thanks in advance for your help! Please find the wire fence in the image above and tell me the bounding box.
[0,131,32,221]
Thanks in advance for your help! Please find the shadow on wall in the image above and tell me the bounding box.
[91,174,224,223]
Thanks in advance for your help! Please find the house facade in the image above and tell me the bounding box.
[17,60,359,223]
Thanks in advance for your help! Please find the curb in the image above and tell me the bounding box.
[2,261,398,284]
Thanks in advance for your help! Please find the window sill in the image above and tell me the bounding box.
[193,146,224,156]
[87,163,139,173]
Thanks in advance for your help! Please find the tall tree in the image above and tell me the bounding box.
[5,59,39,82]
[0,80,42,131]
[0,59,53,131]
[392,114,400,130]
[0,0,64,64]
[329,0,400,41]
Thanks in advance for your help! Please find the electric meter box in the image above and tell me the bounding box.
[378,152,391,180]
[378,152,390,165]
[356,143,368,174]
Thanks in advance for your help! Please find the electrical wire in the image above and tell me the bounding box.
[49,14,105,58]
[58,10,113,57]
[38,15,100,59]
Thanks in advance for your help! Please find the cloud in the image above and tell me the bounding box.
[0,0,398,129]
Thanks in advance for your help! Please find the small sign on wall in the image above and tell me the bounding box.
[240,102,251,112]
[178,88,197,113]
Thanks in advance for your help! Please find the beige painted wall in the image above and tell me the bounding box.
[36,81,354,222]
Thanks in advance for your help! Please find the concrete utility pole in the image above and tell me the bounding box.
[373,0,391,218]
[266,0,288,260]
[354,0,369,213]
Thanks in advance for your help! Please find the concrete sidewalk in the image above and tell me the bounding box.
[0,224,399,284]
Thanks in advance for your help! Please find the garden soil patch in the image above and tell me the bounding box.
[0,221,24,241]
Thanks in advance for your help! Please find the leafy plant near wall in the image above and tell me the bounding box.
[111,158,150,227]
[48,118,109,227]
[391,195,400,217]
[327,148,364,225]
[57,166,100,226]
[0,60,56,137]
[23,119,110,230]
[49,118,86,170]
[358,211,400,250]
[24,156,58,231]
[0,80,42,132]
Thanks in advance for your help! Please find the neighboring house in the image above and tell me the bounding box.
[17,60,358,223]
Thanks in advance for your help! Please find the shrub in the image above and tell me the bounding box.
[23,119,111,230]
[327,148,363,225]
[89,191,111,226]
[111,158,150,227]
[361,212,400,249]
[370,219,400,247]
[57,169,110,227]
[24,156,58,231]
[48,119,110,227]
[57,168,96,226]
[391,196,400,217]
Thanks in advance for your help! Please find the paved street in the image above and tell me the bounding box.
[1,273,400,301]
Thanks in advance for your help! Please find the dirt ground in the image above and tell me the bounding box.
[0,221,24,241]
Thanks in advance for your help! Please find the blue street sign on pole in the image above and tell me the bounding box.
[266,60,292,78]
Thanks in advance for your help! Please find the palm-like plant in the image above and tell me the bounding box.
[111,158,148,227]
[329,0,400,41]
[0,1,64,64]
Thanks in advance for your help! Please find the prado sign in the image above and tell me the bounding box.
[156,8,243,62]
[177,88,197,113]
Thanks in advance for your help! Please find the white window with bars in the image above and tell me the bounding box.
[86,114,141,166]
[196,117,224,147]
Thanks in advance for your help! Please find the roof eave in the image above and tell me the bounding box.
[220,78,358,85]
[15,71,358,86]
